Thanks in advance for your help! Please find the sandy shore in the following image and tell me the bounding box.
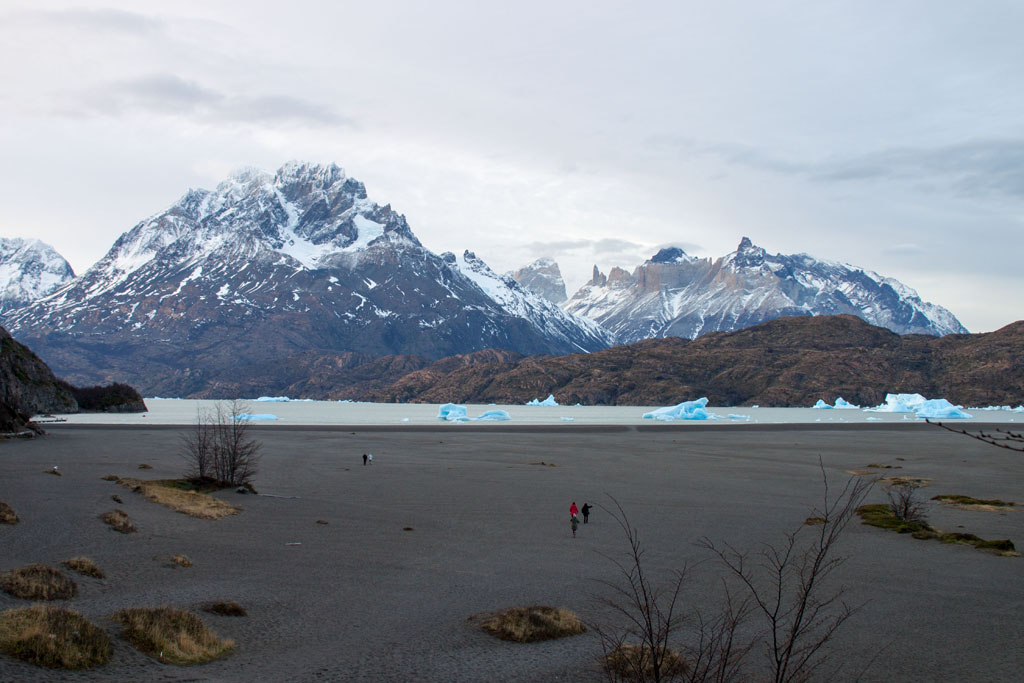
[1,423,1021,681]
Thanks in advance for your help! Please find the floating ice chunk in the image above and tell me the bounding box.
[867,393,928,413]
[643,397,711,421]
[834,397,860,409]
[1014,406,1024,413]
[438,403,468,421]
[401,418,410,422]
[915,399,972,419]
[728,414,750,420]
[812,399,832,409]
[866,417,882,421]
[526,394,559,406]
[237,413,277,421]
[560,416,574,422]
[751,404,759,409]
[476,410,511,421]
[255,396,291,402]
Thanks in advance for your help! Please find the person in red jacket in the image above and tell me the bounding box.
[570,501,579,518]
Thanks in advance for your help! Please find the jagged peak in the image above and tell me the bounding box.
[648,246,693,264]
[729,236,767,268]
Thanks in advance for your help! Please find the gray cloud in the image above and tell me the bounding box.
[880,243,926,256]
[5,8,163,34]
[522,238,649,254]
[70,74,350,127]
[715,139,1024,201]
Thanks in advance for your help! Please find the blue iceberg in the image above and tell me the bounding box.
[643,397,712,421]
[526,394,559,406]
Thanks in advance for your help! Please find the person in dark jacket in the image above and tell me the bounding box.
[581,503,591,523]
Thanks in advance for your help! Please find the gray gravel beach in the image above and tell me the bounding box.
[2,423,1021,682]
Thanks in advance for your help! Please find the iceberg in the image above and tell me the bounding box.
[813,397,860,409]
[255,396,291,402]
[237,413,277,421]
[915,399,972,419]
[476,410,511,421]
[867,393,928,413]
[728,414,750,420]
[812,399,832,410]
[438,404,511,422]
[526,394,559,406]
[643,397,712,421]
[438,403,468,421]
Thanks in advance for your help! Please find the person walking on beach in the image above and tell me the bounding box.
[362,453,368,466]
[367,453,373,465]
[581,503,591,523]
[570,501,578,519]
[571,515,579,538]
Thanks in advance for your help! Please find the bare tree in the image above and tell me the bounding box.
[926,419,1024,452]
[181,400,260,487]
[592,497,753,683]
[700,466,873,683]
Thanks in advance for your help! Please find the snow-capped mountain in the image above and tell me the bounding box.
[564,238,967,343]
[7,162,611,395]
[0,238,75,315]
[508,257,568,304]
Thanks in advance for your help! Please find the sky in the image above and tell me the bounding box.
[1,1,1022,333]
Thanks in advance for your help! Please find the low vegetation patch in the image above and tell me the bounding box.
[108,477,240,520]
[138,463,153,470]
[1,564,78,600]
[111,494,123,504]
[882,476,933,487]
[603,643,689,680]
[201,601,247,617]
[171,555,192,568]
[475,605,585,643]
[61,557,105,579]
[0,501,18,524]
[113,607,234,665]
[939,533,1018,556]
[804,516,826,525]
[932,494,1015,509]
[102,509,136,533]
[857,505,1018,556]
[866,463,893,469]
[0,605,111,669]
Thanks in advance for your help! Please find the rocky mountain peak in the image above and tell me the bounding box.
[0,238,75,315]
[509,257,567,304]
[648,246,690,264]
[730,236,767,268]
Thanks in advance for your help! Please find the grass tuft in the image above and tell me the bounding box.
[476,605,586,643]
[856,504,933,535]
[137,464,153,470]
[0,605,111,669]
[804,516,826,526]
[0,501,18,524]
[61,557,105,579]
[171,555,192,568]
[939,533,1018,555]
[113,607,234,665]
[932,494,1015,508]
[1,564,78,600]
[603,644,689,679]
[201,601,247,617]
[102,509,136,533]
[109,477,240,520]
[858,505,1018,555]
[316,519,329,525]
[101,474,119,481]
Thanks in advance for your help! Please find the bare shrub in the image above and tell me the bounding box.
[61,557,105,579]
[1,564,77,600]
[181,400,261,487]
[927,420,1024,452]
[604,643,688,681]
[887,481,927,523]
[702,468,873,683]
[113,607,234,665]
[0,605,111,669]
[476,605,585,643]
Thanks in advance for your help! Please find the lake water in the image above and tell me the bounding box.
[47,399,1023,426]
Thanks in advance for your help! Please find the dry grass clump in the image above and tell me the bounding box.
[61,557,105,579]
[101,474,119,481]
[138,463,153,470]
[0,501,18,524]
[102,509,136,533]
[476,606,586,643]
[110,477,240,520]
[939,533,1018,556]
[1,564,78,600]
[0,605,111,669]
[881,476,933,487]
[201,601,247,617]
[171,555,193,568]
[603,643,689,679]
[113,607,234,665]
[804,516,826,526]
[866,463,893,469]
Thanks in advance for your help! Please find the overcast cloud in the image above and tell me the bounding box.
[0,0,1021,332]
